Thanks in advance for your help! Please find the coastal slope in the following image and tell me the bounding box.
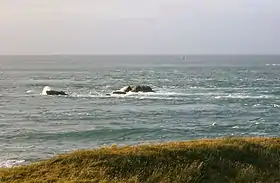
[1,137,280,183]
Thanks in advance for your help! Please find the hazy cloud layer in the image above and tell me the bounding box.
[0,0,279,54]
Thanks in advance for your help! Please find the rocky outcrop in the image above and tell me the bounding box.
[41,86,68,96]
[46,90,68,95]
[111,85,154,95]
[131,85,154,92]
[119,86,132,92]
[112,91,127,94]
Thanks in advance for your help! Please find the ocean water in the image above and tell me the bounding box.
[1,55,280,168]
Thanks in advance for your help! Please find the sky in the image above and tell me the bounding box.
[0,0,279,55]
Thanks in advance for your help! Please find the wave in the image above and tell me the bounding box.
[26,90,34,94]
[40,86,52,95]
[12,128,161,141]
[266,64,280,66]
[66,91,202,101]
[214,94,274,99]
[269,91,280,95]
[66,90,192,100]
[0,159,26,168]
[33,86,280,101]
[70,89,225,97]
[112,91,190,98]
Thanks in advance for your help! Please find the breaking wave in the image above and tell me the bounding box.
[0,160,26,168]
[266,64,280,66]
[40,86,52,95]
[214,94,274,99]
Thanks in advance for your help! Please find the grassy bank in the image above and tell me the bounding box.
[1,137,280,183]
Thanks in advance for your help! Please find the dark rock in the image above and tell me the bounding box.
[46,90,68,95]
[131,85,141,92]
[142,85,154,92]
[112,91,127,94]
[111,85,155,95]
[131,85,154,92]
[120,86,132,92]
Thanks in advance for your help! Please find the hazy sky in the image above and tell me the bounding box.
[0,0,279,54]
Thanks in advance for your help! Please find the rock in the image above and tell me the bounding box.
[131,85,154,92]
[119,86,132,92]
[131,85,141,92]
[46,90,68,95]
[142,85,154,92]
[41,86,68,96]
[112,91,127,94]
[111,85,155,95]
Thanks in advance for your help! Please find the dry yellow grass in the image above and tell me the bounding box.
[1,137,280,183]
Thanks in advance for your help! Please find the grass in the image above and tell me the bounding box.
[2,137,280,183]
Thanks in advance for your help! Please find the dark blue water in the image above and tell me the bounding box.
[1,55,280,167]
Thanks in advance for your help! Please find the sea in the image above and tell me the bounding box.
[1,55,280,168]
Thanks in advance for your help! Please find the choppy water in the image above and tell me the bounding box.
[1,55,280,167]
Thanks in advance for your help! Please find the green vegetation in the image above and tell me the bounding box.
[2,137,280,183]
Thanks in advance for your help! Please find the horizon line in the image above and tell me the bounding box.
[0,53,279,56]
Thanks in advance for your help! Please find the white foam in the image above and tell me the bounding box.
[71,91,181,100]
[124,91,190,97]
[115,91,187,100]
[119,86,131,92]
[266,64,280,66]
[232,126,240,129]
[67,89,248,100]
[26,90,34,94]
[273,104,280,108]
[214,94,271,99]
[73,94,103,98]
[41,86,52,95]
[0,160,26,168]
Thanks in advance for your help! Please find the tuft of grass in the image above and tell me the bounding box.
[2,137,280,183]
